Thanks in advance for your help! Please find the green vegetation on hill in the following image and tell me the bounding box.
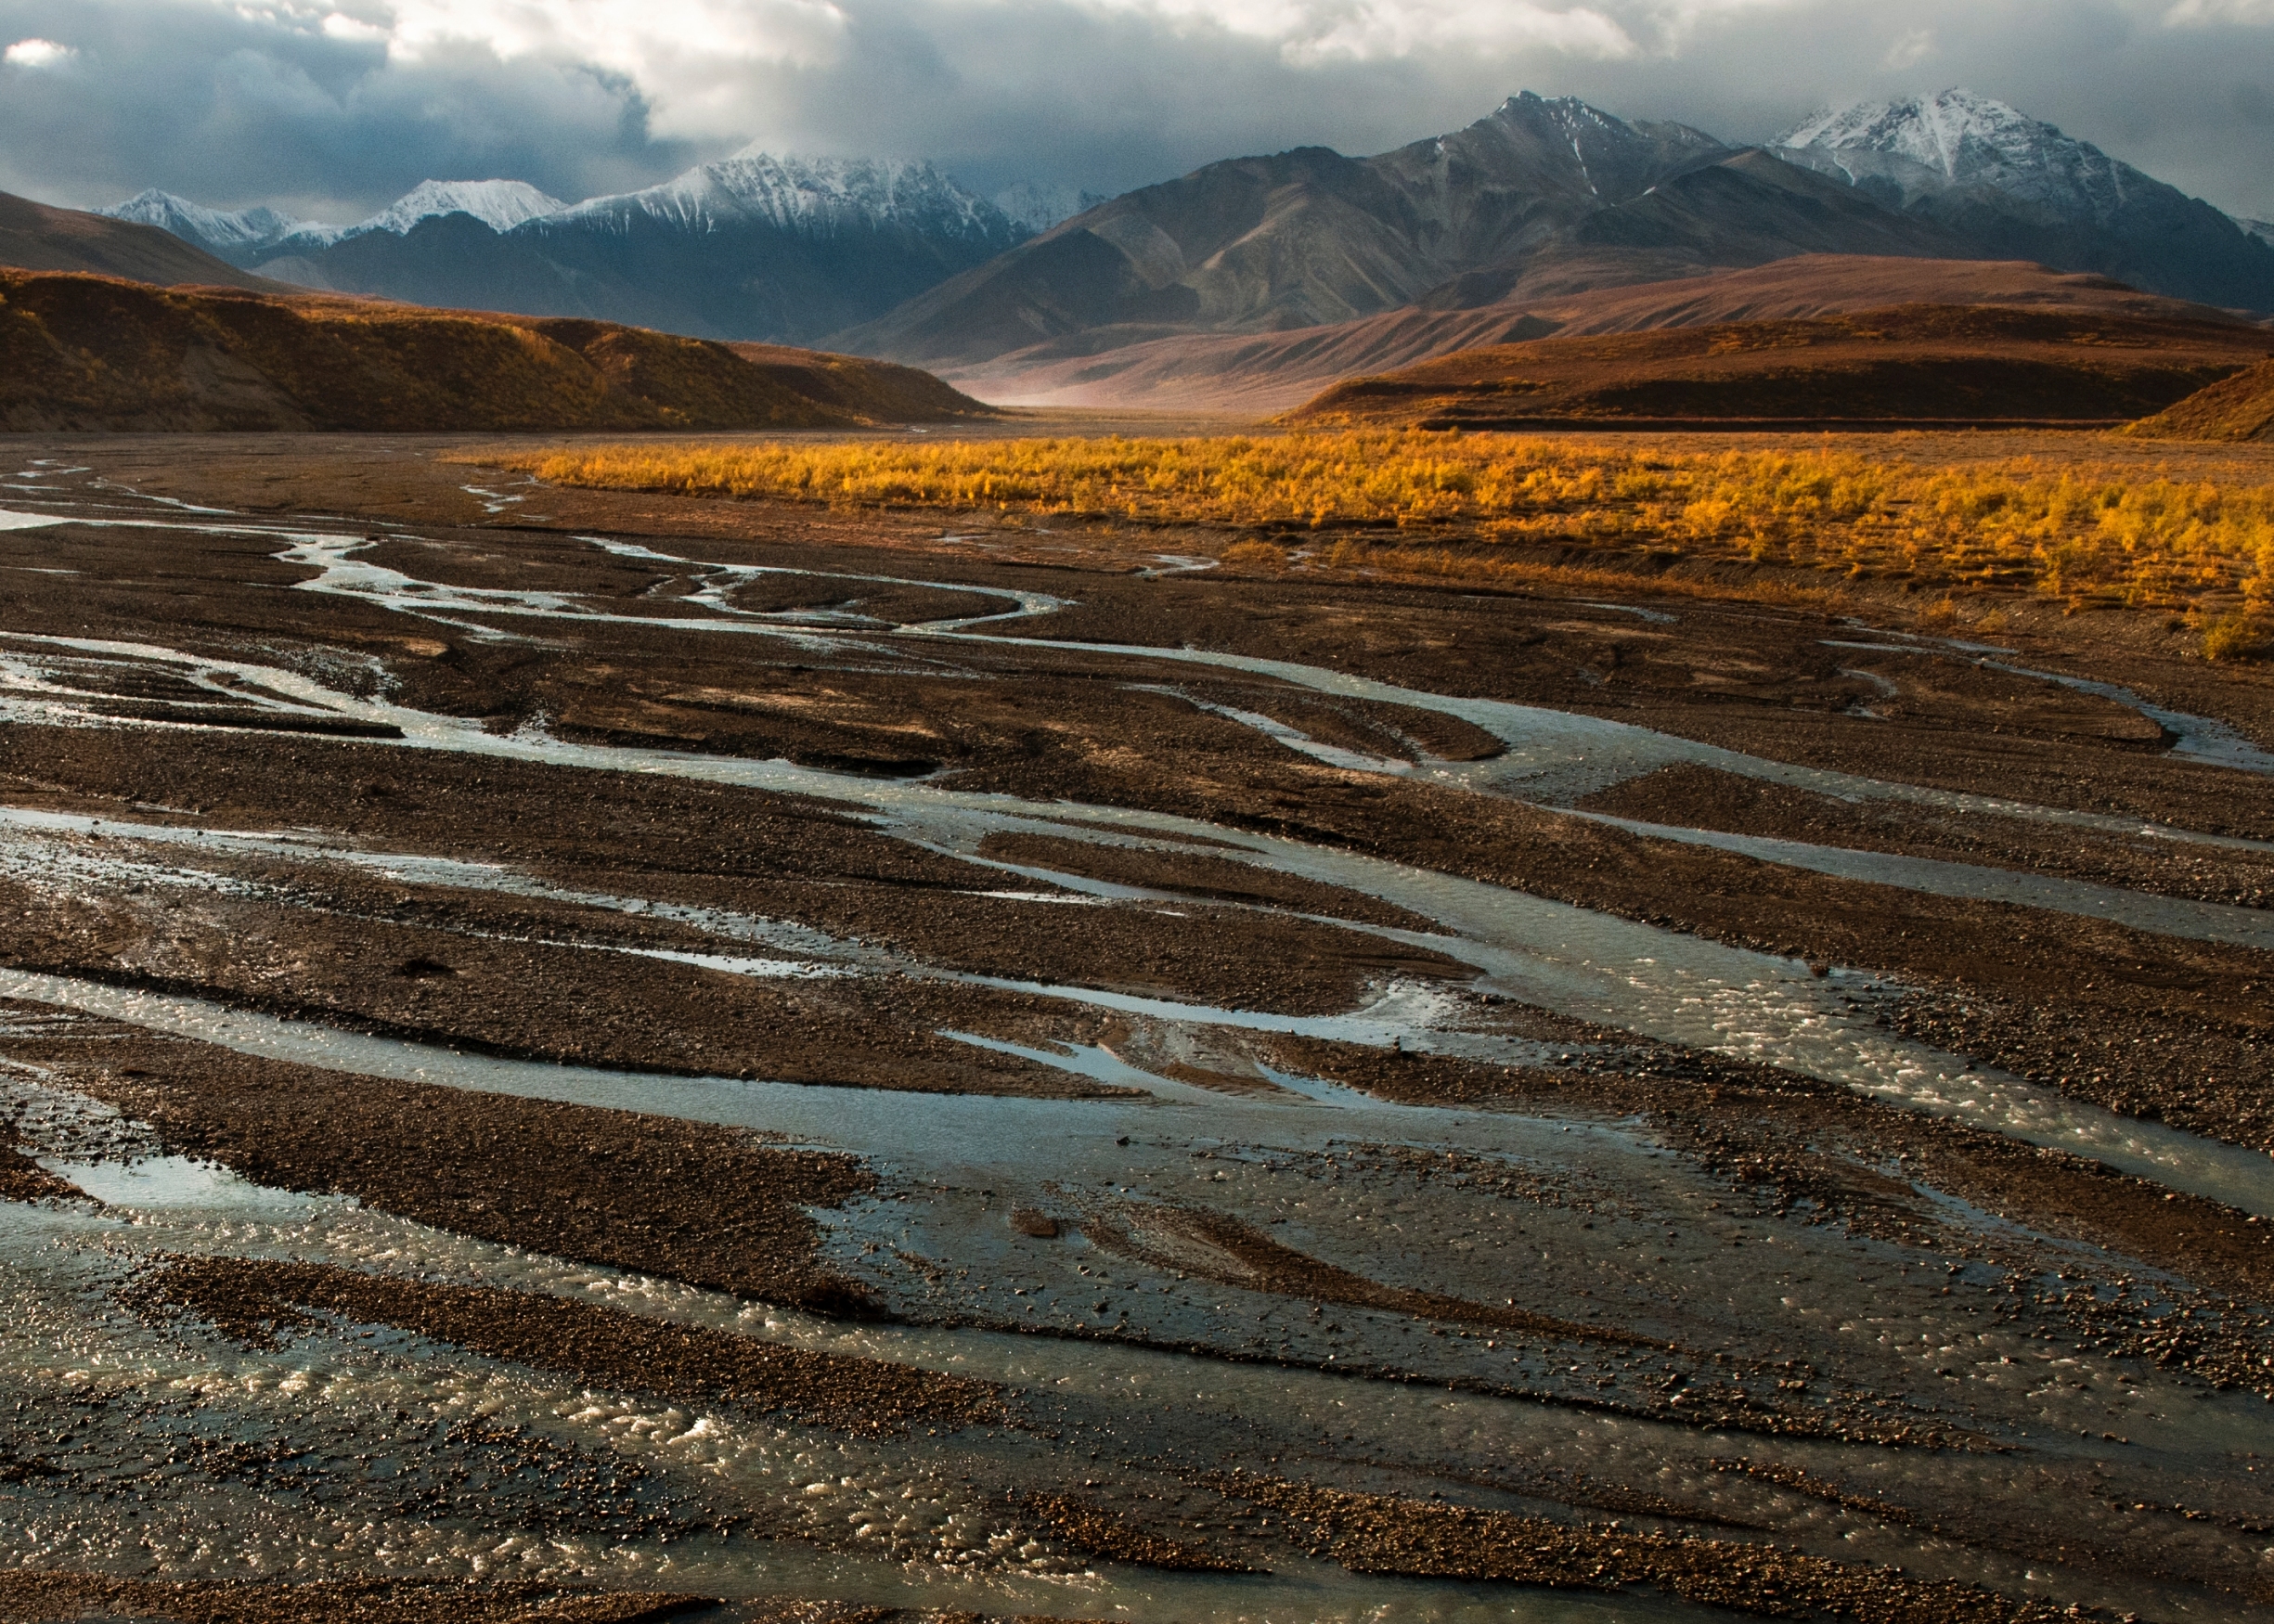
[0,270,991,432]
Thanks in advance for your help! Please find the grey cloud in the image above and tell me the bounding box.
[0,0,701,217]
[1,0,2271,222]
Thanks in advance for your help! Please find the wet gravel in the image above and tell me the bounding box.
[73,1038,879,1312]
[0,437,2272,1620]
[127,1256,1001,1437]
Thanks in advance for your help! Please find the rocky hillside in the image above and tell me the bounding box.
[836,89,2274,386]
[834,96,1967,368]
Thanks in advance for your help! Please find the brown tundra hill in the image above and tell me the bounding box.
[0,269,990,432]
[1286,303,2274,430]
[2127,356,2274,443]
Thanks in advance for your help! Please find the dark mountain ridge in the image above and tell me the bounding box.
[830,95,1975,367]
[834,89,2274,377]
[241,152,1026,345]
[256,206,1008,344]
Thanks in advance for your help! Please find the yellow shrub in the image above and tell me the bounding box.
[2203,611,2269,662]
[1219,538,1289,571]
[476,432,2274,621]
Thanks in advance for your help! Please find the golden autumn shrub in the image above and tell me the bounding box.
[485,432,2274,621]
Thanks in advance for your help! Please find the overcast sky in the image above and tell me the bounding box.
[2,0,2271,222]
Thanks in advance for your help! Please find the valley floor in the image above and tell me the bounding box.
[0,434,2271,1621]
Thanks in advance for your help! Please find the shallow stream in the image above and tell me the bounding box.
[1,487,2272,1618]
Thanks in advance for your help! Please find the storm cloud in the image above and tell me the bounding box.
[3,0,2271,221]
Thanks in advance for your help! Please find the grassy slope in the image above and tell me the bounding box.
[2129,358,2274,443]
[0,271,991,432]
[940,255,2226,413]
[1287,304,2274,428]
[725,342,988,423]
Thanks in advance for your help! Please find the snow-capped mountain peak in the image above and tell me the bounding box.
[253,178,569,257]
[554,150,1014,245]
[1775,89,2131,222]
[357,179,566,237]
[98,189,308,256]
[1780,89,2035,182]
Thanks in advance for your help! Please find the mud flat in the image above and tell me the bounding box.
[0,436,2272,1619]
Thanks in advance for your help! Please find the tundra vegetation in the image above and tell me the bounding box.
[496,432,2274,656]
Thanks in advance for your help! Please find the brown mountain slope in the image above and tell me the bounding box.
[1285,303,2274,429]
[0,271,989,432]
[0,191,288,291]
[724,342,989,424]
[946,256,2238,411]
[832,98,1968,372]
[2126,357,2274,442]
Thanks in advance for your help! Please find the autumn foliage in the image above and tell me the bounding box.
[504,431,2274,630]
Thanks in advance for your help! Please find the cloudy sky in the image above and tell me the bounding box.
[2,0,2271,222]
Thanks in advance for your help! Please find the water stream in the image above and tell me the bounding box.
[0,508,2262,1208]
[3,489,2273,1617]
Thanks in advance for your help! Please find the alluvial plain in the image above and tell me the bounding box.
[0,431,2272,1621]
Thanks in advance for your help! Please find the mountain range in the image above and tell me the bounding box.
[71,87,2274,401]
[99,153,1094,344]
[842,89,2274,393]
[0,191,282,291]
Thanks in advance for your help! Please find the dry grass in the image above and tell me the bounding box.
[2129,356,2274,445]
[494,431,2274,650]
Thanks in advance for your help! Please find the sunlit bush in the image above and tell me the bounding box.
[496,432,2274,620]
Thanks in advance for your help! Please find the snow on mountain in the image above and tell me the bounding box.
[1775,89,2135,223]
[1769,87,2274,310]
[2238,216,2274,248]
[358,179,565,237]
[98,189,309,259]
[991,181,1109,236]
[553,149,1014,244]
[260,179,567,256]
